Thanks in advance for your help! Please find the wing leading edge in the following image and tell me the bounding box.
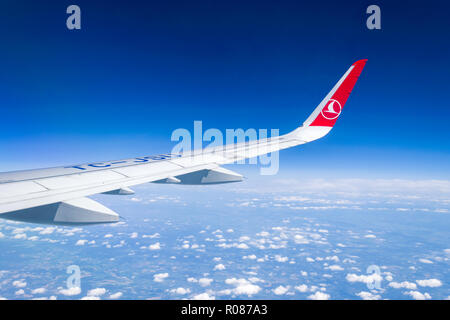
[0,60,367,225]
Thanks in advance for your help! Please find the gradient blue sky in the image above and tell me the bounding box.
[0,0,449,179]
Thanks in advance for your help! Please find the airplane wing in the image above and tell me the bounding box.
[0,60,367,225]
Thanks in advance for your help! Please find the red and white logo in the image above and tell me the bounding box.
[321,99,342,120]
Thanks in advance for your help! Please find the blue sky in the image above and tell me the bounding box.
[0,1,449,300]
[0,0,449,179]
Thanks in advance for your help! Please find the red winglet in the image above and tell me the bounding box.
[309,59,367,127]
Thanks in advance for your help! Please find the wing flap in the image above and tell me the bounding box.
[54,197,119,225]
[154,167,243,185]
[1,197,119,225]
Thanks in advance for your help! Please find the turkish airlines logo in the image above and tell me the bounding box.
[321,99,342,120]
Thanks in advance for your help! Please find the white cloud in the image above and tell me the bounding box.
[404,291,431,300]
[12,280,27,288]
[154,273,169,282]
[325,256,340,262]
[148,242,161,250]
[389,281,417,290]
[419,259,433,264]
[198,278,213,287]
[40,227,55,235]
[217,242,251,250]
[327,265,344,271]
[214,264,226,271]
[81,296,101,300]
[294,235,309,244]
[307,291,330,300]
[170,287,191,295]
[192,292,215,300]
[416,279,442,287]
[248,277,264,283]
[15,289,25,295]
[87,288,106,297]
[11,227,27,234]
[104,234,113,238]
[31,288,47,294]
[346,273,383,284]
[273,285,289,295]
[109,292,123,299]
[356,291,381,300]
[75,239,88,246]
[143,233,160,239]
[295,284,308,292]
[224,278,261,296]
[59,287,81,296]
[0,232,4,238]
[275,255,288,263]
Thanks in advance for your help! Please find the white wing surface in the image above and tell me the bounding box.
[0,60,367,225]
